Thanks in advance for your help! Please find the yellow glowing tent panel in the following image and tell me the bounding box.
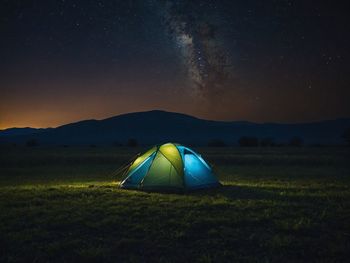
[120,143,221,191]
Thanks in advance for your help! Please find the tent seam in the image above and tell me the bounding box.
[139,145,160,189]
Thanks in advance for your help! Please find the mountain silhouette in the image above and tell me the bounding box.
[1,110,349,145]
[0,127,49,137]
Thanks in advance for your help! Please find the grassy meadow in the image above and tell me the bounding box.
[0,146,349,262]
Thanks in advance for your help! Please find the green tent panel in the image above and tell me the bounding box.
[120,143,221,191]
[127,146,156,172]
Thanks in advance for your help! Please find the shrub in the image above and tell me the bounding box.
[342,128,350,146]
[238,136,259,147]
[260,137,275,147]
[127,138,138,147]
[26,139,39,147]
[289,136,304,147]
[113,141,123,147]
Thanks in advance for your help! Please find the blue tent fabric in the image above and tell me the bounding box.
[183,153,219,189]
[121,153,155,189]
[120,143,221,191]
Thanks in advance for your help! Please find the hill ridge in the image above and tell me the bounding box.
[1,110,349,145]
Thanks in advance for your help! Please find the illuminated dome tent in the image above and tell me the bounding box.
[120,143,221,191]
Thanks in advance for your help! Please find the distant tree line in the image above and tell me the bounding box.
[343,127,350,146]
[6,127,350,147]
[237,136,303,147]
[19,138,140,148]
[206,136,305,147]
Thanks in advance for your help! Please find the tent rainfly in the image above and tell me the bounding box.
[120,143,221,191]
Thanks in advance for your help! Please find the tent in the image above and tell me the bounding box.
[120,143,221,191]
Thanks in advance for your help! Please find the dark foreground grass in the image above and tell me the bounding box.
[0,146,349,262]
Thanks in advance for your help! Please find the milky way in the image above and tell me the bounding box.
[156,0,232,101]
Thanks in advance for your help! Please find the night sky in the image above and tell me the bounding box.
[1,0,349,129]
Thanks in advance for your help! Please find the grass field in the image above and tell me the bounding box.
[0,146,349,262]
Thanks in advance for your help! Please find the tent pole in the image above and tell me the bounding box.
[139,144,160,189]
